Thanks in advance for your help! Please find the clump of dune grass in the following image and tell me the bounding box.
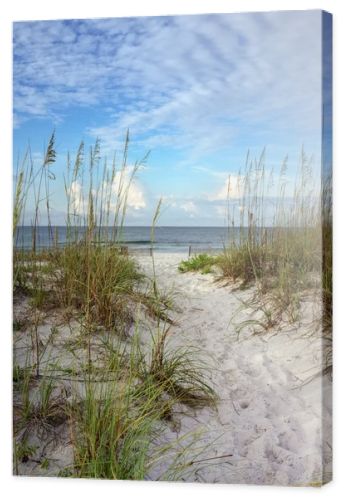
[216,244,269,286]
[14,438,37,466]
[145,327,216,408]
[137,285,177,325]
[67,323,215,479]
[13,365,67,436]
[13,132,175,336]
[217,149,324,333]
[13,133,149,330]
[71,380,198,480]
[70,380,164,479]
[179,253,218,275]
[53,246,142,332]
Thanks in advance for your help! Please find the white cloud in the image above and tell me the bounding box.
[67,167,146,219]
[69,180,84,215]
[14,11,322,157]
[180,200,198,216]
[208,175,243,201]
[111,169,146,211]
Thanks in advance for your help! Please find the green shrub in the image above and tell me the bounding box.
[178,254,217,274]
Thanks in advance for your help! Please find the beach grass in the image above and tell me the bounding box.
[53,245,142,332]
[146,326,216,407]
[215,149,328,336]
[178,253,218,274]
[12,131,217,478]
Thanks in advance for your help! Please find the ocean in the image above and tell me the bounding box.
[14,226,235,254]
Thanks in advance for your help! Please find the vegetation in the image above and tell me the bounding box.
[322,171,333,371]
[12,131,216,478]
[146,327,216,407]
[69,330,171,479]
[54,245,142,332]
[214,149,328,335]
[178,253,218,274]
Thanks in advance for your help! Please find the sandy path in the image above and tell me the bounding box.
[136,252,332,486]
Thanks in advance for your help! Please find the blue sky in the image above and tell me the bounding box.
[13,10,325,226]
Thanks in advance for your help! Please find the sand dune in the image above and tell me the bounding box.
[137,252,332,486]
[13,251,332,485]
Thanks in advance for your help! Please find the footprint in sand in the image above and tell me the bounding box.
[239,400,250,410]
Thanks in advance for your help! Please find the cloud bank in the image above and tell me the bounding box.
[14,12,321,157]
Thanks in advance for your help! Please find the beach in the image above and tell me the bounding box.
[13,251,332,485]
[137,253,332,485]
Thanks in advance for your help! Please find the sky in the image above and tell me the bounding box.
[13,10,327,226]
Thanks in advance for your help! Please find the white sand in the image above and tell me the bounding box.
[136,252,332,486]
[13,251,332,484]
